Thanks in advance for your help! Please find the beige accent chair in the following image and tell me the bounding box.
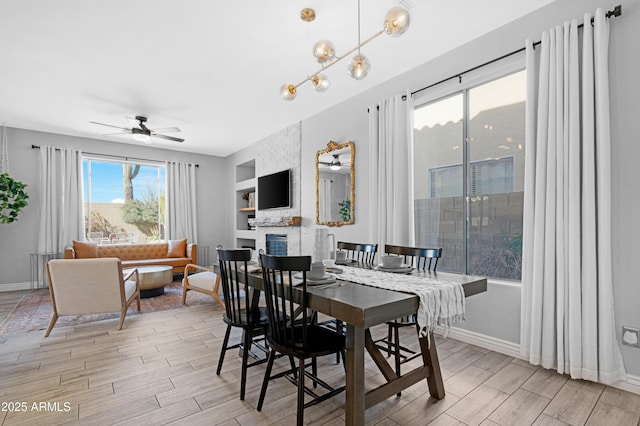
[182,264,224,308]
[45,258,141,337]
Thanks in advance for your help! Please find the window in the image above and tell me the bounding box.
[413,68,526,280]
[83,158,166,243]
[429,157,514,198]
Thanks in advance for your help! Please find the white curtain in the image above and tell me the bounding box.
[368,90,415,250]
[520,9,626,385]
[37,146,84,253]
[318,178,332,222]
[165,161,198,242]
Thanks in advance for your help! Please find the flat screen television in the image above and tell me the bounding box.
[257,169,291,210]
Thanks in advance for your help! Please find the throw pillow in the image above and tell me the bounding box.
[73,240,99,258]
[167,238,187,258]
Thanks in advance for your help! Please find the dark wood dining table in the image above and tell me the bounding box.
[218,264,487,425]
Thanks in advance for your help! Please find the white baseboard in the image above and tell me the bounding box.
[0,282,31,292]
[611,374,640,395]
[444,326,640,395]
[445,326,523,359]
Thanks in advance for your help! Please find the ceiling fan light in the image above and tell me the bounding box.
[312,74,330,92]
[313,40,336,63]
[347,53,370,80]
[280,83,297,100]
[330,163,341,171]
[132,132,151,143]
[384,6,411,37]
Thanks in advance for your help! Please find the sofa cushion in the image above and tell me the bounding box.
[73,240,99,258]
[99,243,168,260]
[167,239,187,258]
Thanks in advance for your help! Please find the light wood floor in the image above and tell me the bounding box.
[1,299,639,425]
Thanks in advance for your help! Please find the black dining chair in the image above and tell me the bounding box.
[374,244,442,394]
[216,248,270,401]
[257,254,345,426]
[336,241,378,265]
[320,241,379,352]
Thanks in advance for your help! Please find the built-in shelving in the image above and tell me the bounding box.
[235,159,256,249]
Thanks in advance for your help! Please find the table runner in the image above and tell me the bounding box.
[331,266,465,337]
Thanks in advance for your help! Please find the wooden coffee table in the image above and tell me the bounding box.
[124,265,174,298]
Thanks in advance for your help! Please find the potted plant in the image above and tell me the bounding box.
[0,173,29,224]
[338,199,351,222]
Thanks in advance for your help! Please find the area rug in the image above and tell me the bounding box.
[0,281,219,335]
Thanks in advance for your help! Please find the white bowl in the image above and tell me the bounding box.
[381,255,403,268]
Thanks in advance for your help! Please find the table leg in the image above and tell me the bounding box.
[420,331,445,399]
[345,323,365,425]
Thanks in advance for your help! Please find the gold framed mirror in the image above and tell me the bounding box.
[316,141,355,226]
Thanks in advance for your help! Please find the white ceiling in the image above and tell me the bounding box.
[0,1,554,157]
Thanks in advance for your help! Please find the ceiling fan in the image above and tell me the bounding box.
[319,154,350,171]
[89,115,184,143]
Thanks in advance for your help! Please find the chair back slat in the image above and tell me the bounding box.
[260,254,311,350]
[336,241,378,265]
[217,248,252,324]
[384,244,442,271]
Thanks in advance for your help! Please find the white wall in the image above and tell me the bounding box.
[0,127,228,287]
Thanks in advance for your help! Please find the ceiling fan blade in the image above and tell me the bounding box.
[89,121,130,131]
[152,133,184,143]
[151,127,181,133]
[103,130,132,136]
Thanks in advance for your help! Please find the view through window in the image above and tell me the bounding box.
[413,69,526,280]
[83,158,166,244]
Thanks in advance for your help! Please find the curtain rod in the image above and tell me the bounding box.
[31,145,199,167]
[408,4,622,99]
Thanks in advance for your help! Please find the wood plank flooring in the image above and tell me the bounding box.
[1,296,639,425]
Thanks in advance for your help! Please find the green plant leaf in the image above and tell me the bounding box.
[0,173,29,224]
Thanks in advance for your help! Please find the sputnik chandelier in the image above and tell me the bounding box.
[281,1,411,101]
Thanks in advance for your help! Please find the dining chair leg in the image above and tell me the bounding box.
[394,326,402,397]
[312,357,318,388]
[297,357,305,426]
[240,331,251,400]
[387,323,393,357]
[217,325,232,375]
[289,356,298,379]
[257,350,277,411]
[335,320,344,363]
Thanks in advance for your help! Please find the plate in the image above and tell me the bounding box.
[335,259,356,265]
[293,274,337,285]
[375,264,413,273]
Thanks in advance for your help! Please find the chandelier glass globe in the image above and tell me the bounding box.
[312,74,330,92]
[347,53,370,80]
[384,6,411,37]
[312,40,336,63]
[280,83,297,101]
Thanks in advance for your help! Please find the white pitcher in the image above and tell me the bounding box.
[312,229,335,263]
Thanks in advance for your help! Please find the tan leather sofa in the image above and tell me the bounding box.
[64,239,197,274]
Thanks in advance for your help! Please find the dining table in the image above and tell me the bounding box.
[216,263,487,425]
